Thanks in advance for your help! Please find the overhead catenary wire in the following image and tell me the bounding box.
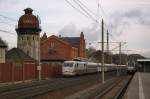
[68,0,100,24]
[65,0,121,48]
[73,0,99,23]
[65,0,90,18]
[75,0,102,20]
[0,14,17,22]
[0,29,17,36]
[98,0,108,19]
[0,21,15,26]
[97,0,118,43]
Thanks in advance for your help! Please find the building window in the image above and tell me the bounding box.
[0,49,2,58]
[50,42,55,48]
[27,50,29,55]
[51,42,59,49]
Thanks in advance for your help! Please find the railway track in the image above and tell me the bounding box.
[0,71,127,99]
[65,75,132,99]
[96,75,132,99]
[0,71,119,99]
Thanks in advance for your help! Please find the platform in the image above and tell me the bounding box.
[124,72,150,99]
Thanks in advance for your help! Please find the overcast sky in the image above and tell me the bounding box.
[0,0,150,57]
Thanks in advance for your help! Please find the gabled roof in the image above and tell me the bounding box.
[63,37,80,47]
[41,35,71,46]
[0,38,7,48]
[6,48,35,63]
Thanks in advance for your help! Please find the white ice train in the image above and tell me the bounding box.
[127,66,136,74]
[62,60,127,76]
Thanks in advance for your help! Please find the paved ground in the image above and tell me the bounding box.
[124,72,150,99]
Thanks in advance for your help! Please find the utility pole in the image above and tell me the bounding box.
[119,42,122,65]
[38,33,41,80]
[107,30,109,63]
[101,19,105,83]
[107,30,109,53]
[117,42,122,76]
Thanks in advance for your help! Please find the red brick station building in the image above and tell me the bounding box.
[40,32,86,62]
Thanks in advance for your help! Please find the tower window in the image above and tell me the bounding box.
[27,37,29,40]
[33,37,34,40]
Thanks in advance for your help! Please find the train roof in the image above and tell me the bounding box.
[64,60,87,63]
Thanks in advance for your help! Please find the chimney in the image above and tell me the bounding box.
[59,35,61,38]
[80,32,84,38]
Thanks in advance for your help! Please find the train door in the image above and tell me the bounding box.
[84,63,87,74]
[74,62,78,75]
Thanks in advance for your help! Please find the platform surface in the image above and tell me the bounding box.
[124,72,150,99]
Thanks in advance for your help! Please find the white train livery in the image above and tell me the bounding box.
[62,60,127,76]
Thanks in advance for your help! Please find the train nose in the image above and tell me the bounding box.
[62,67,75,76]
[62,67,72,72]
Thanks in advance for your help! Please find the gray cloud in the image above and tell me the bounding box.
[123,9,143,18]
[58,22,101,43]
[58,8,150,45]
[124,9,150,25]
[109,8,150,36]
[58,23,78,37]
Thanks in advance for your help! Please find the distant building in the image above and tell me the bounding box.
[0,38,7,63]
[6,48,35,64]
[137,59,150,72]
[40,32,86,62]
[15,8,41,61]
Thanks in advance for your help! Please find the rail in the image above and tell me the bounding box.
[65,75,132,99]
[114,75,133,99]
[65,77,122,99]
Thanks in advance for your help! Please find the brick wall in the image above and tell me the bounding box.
[0,63,62,83]
[41,35,79,60]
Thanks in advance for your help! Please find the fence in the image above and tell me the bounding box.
[0,63,62,83]
[41,64,62,79]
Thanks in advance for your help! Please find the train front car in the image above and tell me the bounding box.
[62,61,76,76]
[127,66,136,75]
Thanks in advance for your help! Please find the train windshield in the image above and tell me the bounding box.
[64,63,74,67]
